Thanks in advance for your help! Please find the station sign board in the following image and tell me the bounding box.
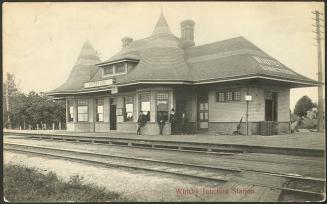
[111,86,118,94]
[245,95,252,101]
[84,79,113,88]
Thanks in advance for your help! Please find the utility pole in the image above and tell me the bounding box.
[312,10,325,132]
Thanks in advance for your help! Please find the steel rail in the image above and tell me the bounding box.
[4,142,325,200]
[43,137,324,168]
[4,142,325,182]
[4,132,324,157]
[4,137,326,177]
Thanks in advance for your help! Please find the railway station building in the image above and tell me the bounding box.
[48,13,318,135]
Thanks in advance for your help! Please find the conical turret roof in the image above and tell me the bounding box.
[152,12,172,36]
[49,40,101,93]
[75,39,100,66]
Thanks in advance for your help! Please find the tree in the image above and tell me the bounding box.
[3,72,19,129]
[23,91,66,129]
[294,95,316,118]
[2,73,66,129]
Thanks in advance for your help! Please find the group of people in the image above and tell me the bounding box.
[137,108,186,135]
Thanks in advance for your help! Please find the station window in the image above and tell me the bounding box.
[226,91,233,101]
[218,92,225,102]
[140,93,150,121]
[67,100,74,122]
[96,98,104,122]
[216,90,241,102]
[233,91,241,101]
[200,103,208,111]
[200,112,209,120]
[77,99,88,122]
[156,92,169,122]
[104,66,114,75]
[115,63,126,74]
[124,96,134,122]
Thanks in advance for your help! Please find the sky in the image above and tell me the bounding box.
[3,2,325,110]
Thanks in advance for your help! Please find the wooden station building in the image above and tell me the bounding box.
[48,13,318,135]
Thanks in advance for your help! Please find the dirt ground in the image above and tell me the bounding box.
[4,151,225,202]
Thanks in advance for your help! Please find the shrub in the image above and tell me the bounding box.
[4,164,121,202]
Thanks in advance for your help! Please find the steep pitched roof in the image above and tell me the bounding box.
[49,14,318,96]
[185,36,317,85]
[48,40,101,94]
[91,13,189,84]
[98,13,177,66]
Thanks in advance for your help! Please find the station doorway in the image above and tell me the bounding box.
[198,92,209,130]
[265,92,278,121]
[175,96,187,134]
[110,104,117,130]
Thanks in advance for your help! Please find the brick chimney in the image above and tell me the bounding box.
[121,37,133,48]
[180,20,195,49]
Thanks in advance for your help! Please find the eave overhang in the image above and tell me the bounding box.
[46,87,113,97]
[47,74,319,97]
[193,74,319,88]
[96,58,140,67]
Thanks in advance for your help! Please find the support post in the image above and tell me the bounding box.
[246,87,250,136]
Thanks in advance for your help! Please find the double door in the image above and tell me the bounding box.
[198,93,208,130]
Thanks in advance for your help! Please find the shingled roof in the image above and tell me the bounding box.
[185,36,317,84]
[90,13,190,84]
[152,11,172,36]
[48,40,100,94]
[48,13,318,96]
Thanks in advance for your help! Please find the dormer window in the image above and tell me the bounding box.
[103,62,127,77]
[115,63,126,74]
[104,66,114,75]
[99,59,139,78]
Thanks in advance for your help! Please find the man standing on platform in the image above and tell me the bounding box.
[169,108,176,135]
[137,111,147,135]
[157,111,167,135]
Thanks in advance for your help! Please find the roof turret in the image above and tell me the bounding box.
[48,40,101,93]
[75,39,100,66]
[152,11,172,36]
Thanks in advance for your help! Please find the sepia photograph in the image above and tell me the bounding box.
[2,1,325,202]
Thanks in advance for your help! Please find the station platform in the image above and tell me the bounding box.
[4,129,325,154]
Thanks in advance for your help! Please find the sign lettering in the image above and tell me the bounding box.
[252,56,296,75]
[84,79,113,88]
[259,64,295,75]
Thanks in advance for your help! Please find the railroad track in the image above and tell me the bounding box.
[4,132,324,157]
[4,142,325,201]
[8,135,325,168]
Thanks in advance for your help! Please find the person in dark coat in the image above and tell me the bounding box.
[137,111,147,135]
[146,111,150,122]
[169,109,176,134]
[157,111,167,135]
[180,112,187,134]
